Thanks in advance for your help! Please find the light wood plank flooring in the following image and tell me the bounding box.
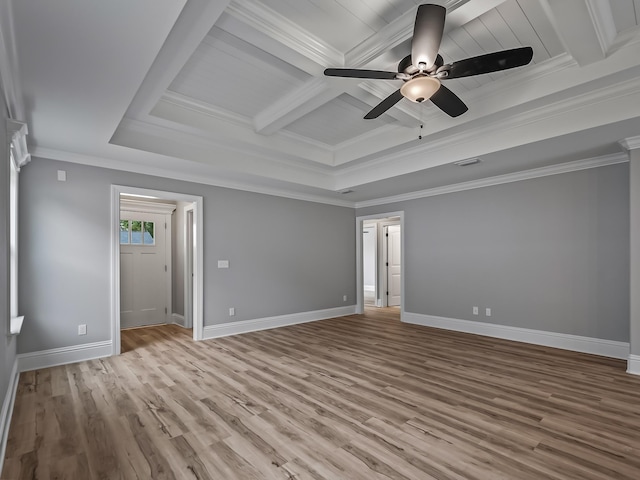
[3,308,640,479]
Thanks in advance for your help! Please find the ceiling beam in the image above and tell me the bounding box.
[125,0,232,118]
[225,0,342,74]
[253,77,346,135]
[539,0,617,66]
[251,0,508,136]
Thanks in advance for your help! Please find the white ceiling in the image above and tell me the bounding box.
[3,0,640,206]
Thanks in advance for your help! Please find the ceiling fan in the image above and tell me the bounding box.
[324,4,533,119]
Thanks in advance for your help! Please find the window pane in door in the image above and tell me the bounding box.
[143,222,155,245]
[120,220,129,244]
[131,220,142,244]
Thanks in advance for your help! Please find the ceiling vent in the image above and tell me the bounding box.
[453,158,482,167]
[338,189,354,194]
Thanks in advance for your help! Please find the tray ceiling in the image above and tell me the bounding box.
[5,0,640,205]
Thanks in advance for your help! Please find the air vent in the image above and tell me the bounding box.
[453,158,482,167]
[338,189,354,194]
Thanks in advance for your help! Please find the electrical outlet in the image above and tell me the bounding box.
[485,308,492,317]
[472,306,479,315]
[78,324,87,335]
[229,307,235,316]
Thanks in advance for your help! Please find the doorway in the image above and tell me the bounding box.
[356,212,404,315]
[111,186,204,355]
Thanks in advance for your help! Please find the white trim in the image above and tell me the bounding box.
[120,198,177,215]
[0,359,19,474]
[17,341,113,372]
[620,136,640,151]
[627,355,640,375]
[6,119,30,169]
[355,212,405,315]
[111,186,204,355]
[183,203,195,330]
[355,154,628,208]
[202,306,356,340]
[403,312,630,360]
[9,315,23,335]
[226,0,342,70]
[172,313,186,328]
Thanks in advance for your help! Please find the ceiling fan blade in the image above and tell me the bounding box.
[444,47,534,79]
[364,89,404,119]
[430,85,467,117]
[324,68,398,80]
[411,4,446,70]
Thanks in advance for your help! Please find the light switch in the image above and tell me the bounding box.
[57,170,66,182]
[217,260,229,268]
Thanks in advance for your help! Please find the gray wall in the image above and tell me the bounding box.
[1,93,18,415]
[18,158,356,354]
[358,164,630,342]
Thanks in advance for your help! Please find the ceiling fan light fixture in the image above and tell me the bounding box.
[400,76,441,103]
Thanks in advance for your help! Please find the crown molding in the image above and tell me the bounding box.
[226,0,342,69]
[619,136,640,151]
[6,119,30,169]
[355,153,628,208]
[338,70,640,185]
[153,94,334,167]
[32,147,354,208]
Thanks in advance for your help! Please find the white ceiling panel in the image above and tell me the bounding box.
[496,0,552,64]
[169,27,309,118]
[10,0,640,204]
[284,94,396,146]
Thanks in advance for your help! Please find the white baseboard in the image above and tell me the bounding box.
[17,340,113,373]
[203,305,357,340]
[628,355,640,375]
[364,285,375,292]
[403,312,630,360]
[171,313,186,327]
[0,360,19,474]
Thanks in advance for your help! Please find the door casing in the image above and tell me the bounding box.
[111,185,204,355]
[355,211,404,316]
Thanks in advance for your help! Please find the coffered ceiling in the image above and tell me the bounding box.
[4,0,640,205]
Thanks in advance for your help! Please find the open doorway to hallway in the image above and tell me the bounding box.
[356,212,404,316]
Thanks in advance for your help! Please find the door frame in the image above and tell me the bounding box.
[184,203,195,329]
[355,211,404,316]
[110,185,204,355]
[382,223,401,307]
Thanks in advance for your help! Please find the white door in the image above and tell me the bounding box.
[386,224,401,306]
[120,212,169,328]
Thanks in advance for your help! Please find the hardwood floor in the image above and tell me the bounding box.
[3,307,640,479]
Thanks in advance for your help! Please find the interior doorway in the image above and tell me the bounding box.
[119,201,175,329]
[111,186,204,355]
[356,212,404,315]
